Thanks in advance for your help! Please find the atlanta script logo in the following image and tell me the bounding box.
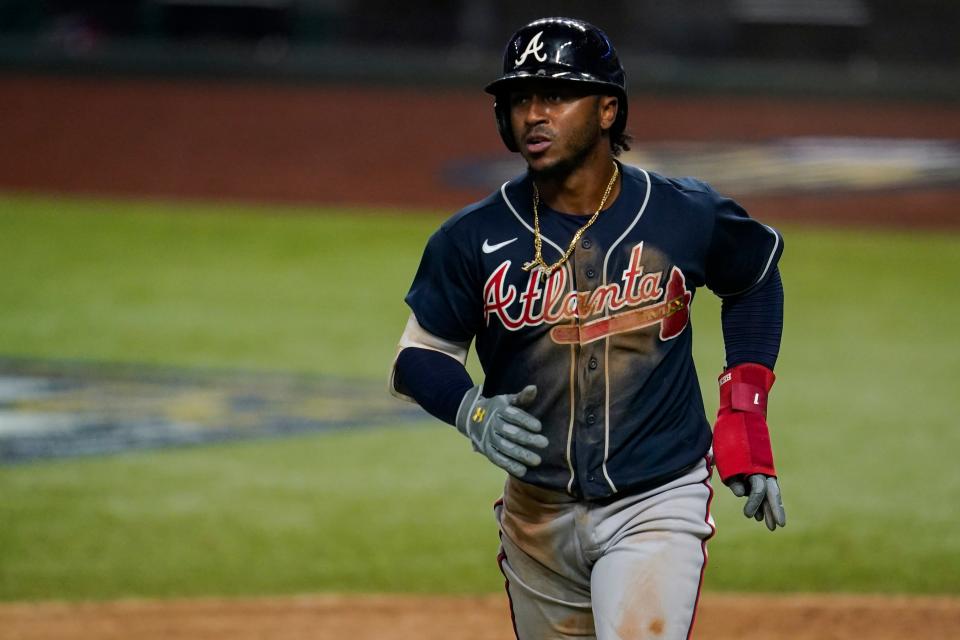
[483,243,692,345]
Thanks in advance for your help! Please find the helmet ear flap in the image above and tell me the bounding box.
[494,98,519,153]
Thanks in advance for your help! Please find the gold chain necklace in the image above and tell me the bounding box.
[522,162,619,277]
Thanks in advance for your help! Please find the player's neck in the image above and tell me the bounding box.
[533,150,620,216]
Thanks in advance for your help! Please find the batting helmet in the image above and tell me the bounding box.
[485,17,628,153]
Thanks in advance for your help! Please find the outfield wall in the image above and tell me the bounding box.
[2,74,959,227]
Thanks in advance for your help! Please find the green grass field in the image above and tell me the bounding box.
[1,193,958,601]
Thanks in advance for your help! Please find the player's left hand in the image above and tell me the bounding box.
[727,474,785,531]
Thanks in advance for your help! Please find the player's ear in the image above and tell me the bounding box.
[599,95,618,132]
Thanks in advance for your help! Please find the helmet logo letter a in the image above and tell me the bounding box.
[515,31,548,66]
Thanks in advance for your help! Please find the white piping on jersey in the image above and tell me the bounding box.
[500,180,567,258]
[565,344,577,495]
[601,168,652,283]
[718,223,782,298]
[501,180,578,493]
[602,337,617,492]
[600,168,652,494]
[756,224,781,283]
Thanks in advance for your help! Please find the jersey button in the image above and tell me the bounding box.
[586,414,597,425]
[582,238,592,249]
[585,268,596,278]
[588,357,598,370]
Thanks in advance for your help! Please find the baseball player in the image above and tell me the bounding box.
[391,17,786,639]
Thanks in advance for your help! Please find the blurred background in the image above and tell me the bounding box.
[0,0,958,92]
[2,0,960,217]
[0,1,959,637]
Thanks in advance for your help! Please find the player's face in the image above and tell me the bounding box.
[508,83,617,176]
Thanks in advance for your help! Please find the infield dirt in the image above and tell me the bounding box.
[2,593,959,639]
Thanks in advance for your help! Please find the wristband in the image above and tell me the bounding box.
[713,363,777,483]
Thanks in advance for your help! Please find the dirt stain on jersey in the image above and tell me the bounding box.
[499,477,582,579]
[648,617,665,635]
[557,611,596,636]
[614,538,668,640]
[615,589,666,639]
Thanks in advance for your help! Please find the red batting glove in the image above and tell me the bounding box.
[712,363,777,484]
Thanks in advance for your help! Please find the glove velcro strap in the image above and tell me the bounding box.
[455,385,484,446]
[712,412,777,482]
[730,382,767,414]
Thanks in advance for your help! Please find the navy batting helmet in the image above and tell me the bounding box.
[485,17,628,153]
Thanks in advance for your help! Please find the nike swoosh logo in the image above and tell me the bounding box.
[482,237,518,254]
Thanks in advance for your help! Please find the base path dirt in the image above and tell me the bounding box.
[1,593,958,640]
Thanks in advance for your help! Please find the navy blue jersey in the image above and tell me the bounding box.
[405,163,783,499]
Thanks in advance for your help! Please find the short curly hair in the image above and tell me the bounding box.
[611,130,632,156]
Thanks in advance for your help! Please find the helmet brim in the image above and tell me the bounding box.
[484,71,625,97]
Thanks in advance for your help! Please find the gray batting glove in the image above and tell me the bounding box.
[728,474,786,531]
[455,384,549,478]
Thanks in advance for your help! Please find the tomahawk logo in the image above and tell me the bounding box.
[515,31,548,66]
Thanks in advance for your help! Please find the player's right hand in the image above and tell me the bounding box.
[455,384,549,477]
